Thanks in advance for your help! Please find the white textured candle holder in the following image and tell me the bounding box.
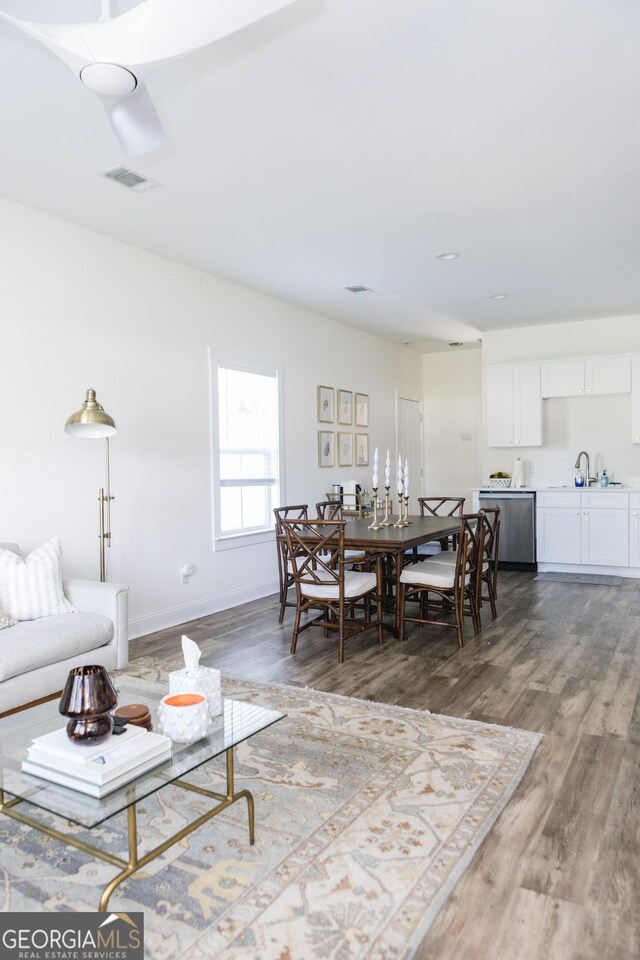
[169,665,222,718]
[157,692,210,743]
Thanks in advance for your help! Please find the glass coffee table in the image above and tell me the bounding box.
[0,675,285,911]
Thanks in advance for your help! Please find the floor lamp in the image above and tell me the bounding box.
[64,388,117,582]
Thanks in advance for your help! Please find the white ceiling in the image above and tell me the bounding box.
[1,0,639,352]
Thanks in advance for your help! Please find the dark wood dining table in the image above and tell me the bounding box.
[341,515,461,634]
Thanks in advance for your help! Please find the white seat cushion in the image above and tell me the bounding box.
[344,549,367,561]
[301,571,376,600]
[400,560,469,589]
[428,551,489,572]
[426,551,457,565]
[0,613,113,682]
[408,543,443,557]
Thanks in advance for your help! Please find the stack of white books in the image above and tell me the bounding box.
[22,723,172,798]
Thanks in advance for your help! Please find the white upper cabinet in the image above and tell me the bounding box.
[541,355,631,398]
[585,355,631,395]
[631,355,640,444]
[541,358,585,398]
[485,361,542,447]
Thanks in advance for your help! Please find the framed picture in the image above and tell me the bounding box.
[338,389,353,425]
[338,432,353,467]
[317,385,334,423]
[318,430,335,467]
[355,433,369,466]
[355,393,369,427]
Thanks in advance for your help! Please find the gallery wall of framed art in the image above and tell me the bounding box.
[316,385,369,467]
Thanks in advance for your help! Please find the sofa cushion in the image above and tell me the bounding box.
[0,613,113,682]
[0,538,75,621]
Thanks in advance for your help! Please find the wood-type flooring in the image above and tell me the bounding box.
[131,570,640,960]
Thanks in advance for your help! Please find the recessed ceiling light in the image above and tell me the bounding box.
[436,252,460,261]
[490,293,508,300]
[344,284,374,294]
[449,342,464,347]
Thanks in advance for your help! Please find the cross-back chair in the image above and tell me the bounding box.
[426,508,501,625]
[397,513,483,649]
[477,507,501,622]
[282,518,383,663]
[405,496,466,563]
[419,496,465,543]
[316,500,368,566]
[273,504,308,623]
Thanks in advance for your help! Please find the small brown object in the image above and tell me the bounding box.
[115,703,153,731]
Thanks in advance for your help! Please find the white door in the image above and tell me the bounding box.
[397,396,423,506]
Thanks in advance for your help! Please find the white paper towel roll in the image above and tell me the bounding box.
[511,458,525,488]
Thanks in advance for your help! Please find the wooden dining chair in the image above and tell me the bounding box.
[316,500,368,566]
[404,496,466,564]
[282,518,384,663]
[273,504,308,623]
[397,513,483,649]
[477,507,501,622]
[427,508,501,624]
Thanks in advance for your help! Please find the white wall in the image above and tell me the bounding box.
[481,318,640,486]
[482,315,640,363]
[0,197,421,637]
[422,350,482,508]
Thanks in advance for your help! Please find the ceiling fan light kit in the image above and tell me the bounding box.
[80,62,137,98]
[0,0,299,157]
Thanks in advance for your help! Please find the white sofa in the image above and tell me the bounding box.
[0,543,129,715]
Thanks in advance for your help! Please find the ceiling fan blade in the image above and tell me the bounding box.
[0,10,87,73]
[11,0,300,71]
[104,83,166,157]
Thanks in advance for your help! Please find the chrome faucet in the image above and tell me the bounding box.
[575,451,597,486]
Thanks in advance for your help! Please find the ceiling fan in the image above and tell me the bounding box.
[0,0,298,157]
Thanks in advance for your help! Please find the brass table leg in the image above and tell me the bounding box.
[1,745,256,912]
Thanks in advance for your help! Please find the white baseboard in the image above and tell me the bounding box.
[537,563,640,578]
[128,578,279,640]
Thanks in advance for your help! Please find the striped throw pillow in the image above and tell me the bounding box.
[0,610,16,630]
[0,538,76,621]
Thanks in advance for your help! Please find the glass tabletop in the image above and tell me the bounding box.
[0,675,285,829]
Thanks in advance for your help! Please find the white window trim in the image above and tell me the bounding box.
[209,348,285,551]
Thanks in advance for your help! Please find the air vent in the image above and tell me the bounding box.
[101,166,159,193]
[344,284,374,294]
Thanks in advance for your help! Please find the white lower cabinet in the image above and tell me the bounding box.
[581,509,628,566]
[536,492,630,567]
[630,494,640,567]
[537,508,582,563]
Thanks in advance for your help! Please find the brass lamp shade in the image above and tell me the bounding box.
[59,664,118,744]
[65,388,117,438]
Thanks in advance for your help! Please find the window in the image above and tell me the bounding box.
[210,351,284,548]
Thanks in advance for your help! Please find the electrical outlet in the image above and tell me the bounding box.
[181,562,195,584]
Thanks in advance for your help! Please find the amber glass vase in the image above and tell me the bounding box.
[59,665,118,744]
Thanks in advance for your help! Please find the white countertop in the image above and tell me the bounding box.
[472,484,640,492]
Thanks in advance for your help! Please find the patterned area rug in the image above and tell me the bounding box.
[0,658,541,959]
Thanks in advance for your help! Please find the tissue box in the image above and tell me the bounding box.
[169,666,222,718]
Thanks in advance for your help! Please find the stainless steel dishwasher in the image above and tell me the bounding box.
[478,490,536,569]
